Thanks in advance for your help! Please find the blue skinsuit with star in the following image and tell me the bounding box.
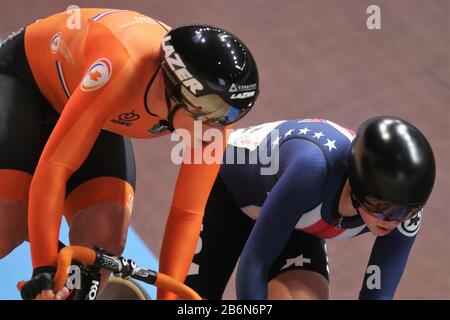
[219,119,422,300]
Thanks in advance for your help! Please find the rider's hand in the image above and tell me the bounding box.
[20,266,70,300]
[54,287,70,300]
[34,287,70,300]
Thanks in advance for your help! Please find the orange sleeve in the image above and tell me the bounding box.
[29,37,134,268]
[158,125,232,300]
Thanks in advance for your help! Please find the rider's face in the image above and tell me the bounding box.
[171,102,223,148]
[359,208,400,236]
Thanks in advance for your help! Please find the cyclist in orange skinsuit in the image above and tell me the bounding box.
[0,8,259,299]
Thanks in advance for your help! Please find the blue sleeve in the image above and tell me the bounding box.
[236,139,328,299]
[359,211,422,299]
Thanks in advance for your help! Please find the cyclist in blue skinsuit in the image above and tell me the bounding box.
[185,116,436,300]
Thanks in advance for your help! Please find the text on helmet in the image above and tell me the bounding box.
[162,35,204,95]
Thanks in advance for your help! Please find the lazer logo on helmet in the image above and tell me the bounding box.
[162,35,204,95]
[231,91,255,99]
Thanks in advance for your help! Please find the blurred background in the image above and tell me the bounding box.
[0,0,448,299]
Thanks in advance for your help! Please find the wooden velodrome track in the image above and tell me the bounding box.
[0,0,448,299]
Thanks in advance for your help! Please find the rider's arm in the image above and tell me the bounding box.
[359,212,422,299]
[236,139,328,299]
[157,126,230,300]
[29,54,133,268]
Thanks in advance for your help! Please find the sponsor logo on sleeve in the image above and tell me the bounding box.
[50,32,75,64]
[50,32,62,54]
[81,58,112,92]
[397,210,422,237]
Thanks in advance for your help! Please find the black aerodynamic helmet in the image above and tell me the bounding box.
[160,24,259,127]
[348,116,436,220]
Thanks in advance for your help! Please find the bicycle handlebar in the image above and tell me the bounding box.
[18,246,202,300]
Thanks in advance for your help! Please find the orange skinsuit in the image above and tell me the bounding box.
[23,8,226,299]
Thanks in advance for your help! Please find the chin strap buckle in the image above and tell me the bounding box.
[147,120,172,134]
